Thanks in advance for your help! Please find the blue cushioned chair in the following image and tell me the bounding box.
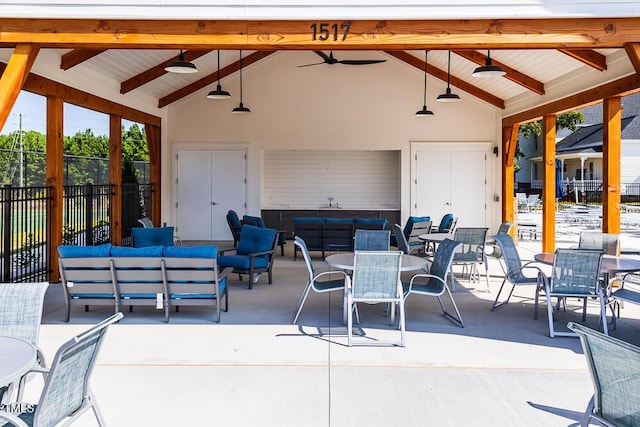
[435,213,457,233]
[226,210,243,248]
[243,214,287,256]
[218,225,278,289]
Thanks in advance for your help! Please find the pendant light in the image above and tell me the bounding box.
[232,51,250,114]
[165,50,198,74]
[207,50,231,99]
[436,50,460,102]
[415,50,434,117]
[472,50,506,78]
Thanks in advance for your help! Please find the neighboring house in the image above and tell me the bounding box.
[518,93,640,200]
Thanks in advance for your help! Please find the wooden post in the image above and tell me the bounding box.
[542,115,556,252]
[602,96,622,234]
[145,123,161,226]
[46,96,64,282]
[109,115,122,245]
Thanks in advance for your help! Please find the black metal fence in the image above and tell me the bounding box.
[0,182,154,282]
[525,180,640,205]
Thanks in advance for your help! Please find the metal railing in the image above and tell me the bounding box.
[528,179,640,205]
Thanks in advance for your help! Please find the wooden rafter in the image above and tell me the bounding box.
[624,42,640,74]
[0,44,40,132]
[158,51,274,108]
[1,18,640,49]
[121,50,211,94]
[558,49,607,71]
[384,50,504,109]
[453,50,544,95]
[60,49,106,70]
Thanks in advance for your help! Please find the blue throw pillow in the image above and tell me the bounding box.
[404,216,431,237]
[242,215,266,228]
[293,217,324,223]
[58,243,112,258]
[325,218,353,223]
[439,214,454,232]
[237,225,277,255]
[163,245,218,258]
[110,245,164,257]
[132,227,175,248]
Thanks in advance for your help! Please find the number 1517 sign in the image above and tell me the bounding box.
[310,22,352,42]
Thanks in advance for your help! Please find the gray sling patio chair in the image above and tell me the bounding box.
[0,312,123,427]
[490,233,545,312]
[568,322,640,427]
[451,227,490,291]
[578,231,621,255]
[292,237,349,324]
[347,251,405,347]
[486,221,514,260]
[403,238,464,327]
[392,223,429,260]
[353,229,391,251]
[0,282,49,402]
[536,249,606,337]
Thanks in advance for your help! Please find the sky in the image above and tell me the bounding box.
[1,90,135,136]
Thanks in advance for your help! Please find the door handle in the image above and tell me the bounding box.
[211,202,218,205]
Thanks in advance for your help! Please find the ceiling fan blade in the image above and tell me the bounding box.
[337,59,387,65]
[313,51,333,63]
[296,61,328,68]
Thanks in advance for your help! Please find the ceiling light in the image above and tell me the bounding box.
[165,50,198,74]
[232,50,250,114]
[207,50,231,99]
[437,51,460,102]
[472,50,506,78]
[416,50,434,117]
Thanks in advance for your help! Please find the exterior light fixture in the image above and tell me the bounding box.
[472,50,506,78]
[164,50,198,74]
[416,50,434,117]
[232,50,250,113]
[207,50,231,99]
[437,50,460,102]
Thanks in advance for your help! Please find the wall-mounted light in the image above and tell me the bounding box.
[493,146,499,157]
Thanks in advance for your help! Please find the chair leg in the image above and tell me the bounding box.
[293,283,312,324]
[491,279,513,311]
[581,396,595,427]
[347,294,354,347]
[546,292,556,338]
[439,287,464,327]
[398,300,406,347]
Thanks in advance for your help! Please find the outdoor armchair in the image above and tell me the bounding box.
[347,251,405,347]
[451,227,490,291]
[242,214,287,256]
[568,322,640,427]
[403,238,464,327]
[218,224,278,289]
[0,312,123,427]
[486,221,514,260]
[292,237,349,324]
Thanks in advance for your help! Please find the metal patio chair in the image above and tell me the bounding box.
[451,227,490,291]
[578,231,621,255]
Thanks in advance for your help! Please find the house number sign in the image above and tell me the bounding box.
[310,22,352,41]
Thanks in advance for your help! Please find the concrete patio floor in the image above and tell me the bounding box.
[26,237,640,426]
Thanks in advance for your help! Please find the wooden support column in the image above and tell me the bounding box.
[502,125,519,224]
[602,96,622,234]
[46,96,63,282]
[0,44,39,131]
[542,115,556,252]
[145,123,161,225]
[109,115,122,245]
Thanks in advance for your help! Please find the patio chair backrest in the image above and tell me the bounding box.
[34,312,123,426]
[428,239,462,285]
[497,221,514,235]
[437,213,456,233]
[550,249,603,295]
[568,322,640,427]
[294,236,315,278]
[453,227,488,262]
[352,251,402,301]
[354,229,390,251]
[492,233,529,283]
[526,194,540,206]
[0,282,49,348]
[407,221,432,248]
[237,224,278,257]
[579,232,621,256]
[392,223,410,254]
[137,217,154,228]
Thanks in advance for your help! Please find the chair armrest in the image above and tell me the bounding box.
[506,262,545,281]
[218,266,234,280]
[247,249,275,258]
[313,270,349,282]
[218,247,238,256]
[0,410,28,427]
[406,273,446,294]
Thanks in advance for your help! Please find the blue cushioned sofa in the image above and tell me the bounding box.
[292,217,388,259]
[57,243,232,323]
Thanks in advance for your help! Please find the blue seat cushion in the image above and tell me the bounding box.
[236,225,277,255]
[243,215,266,228]
[132,227,175,248]
[163,245,218,258]
[218,255,269,270]
[58,243,112,258]
[70,293,114,299]
[325,218,353,223]
[110,245,164,257]
[293,217,324,223]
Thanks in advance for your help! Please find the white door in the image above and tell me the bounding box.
[414,146,488,228]
[177,149,247,241]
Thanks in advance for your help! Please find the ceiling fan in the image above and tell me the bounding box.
[297,51,386,67]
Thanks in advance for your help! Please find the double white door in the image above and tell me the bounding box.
[413,145,488,228]
[176,149,247,241]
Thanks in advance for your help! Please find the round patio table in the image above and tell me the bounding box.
[0,336,36,389]
[534,252,640,275]
[325,252,429,272]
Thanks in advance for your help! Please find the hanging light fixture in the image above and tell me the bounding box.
[436,50,460,102]
[232,50,250,114]
[416,50,434,117]
[472,50,506,78]
[207,50,231,99]
[164,50,198,74]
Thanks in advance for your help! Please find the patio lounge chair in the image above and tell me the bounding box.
[0,312,123,427]
[292,237,349,324]
[347,251,405,347]
[403,238,464,327]
[568,322,640,427]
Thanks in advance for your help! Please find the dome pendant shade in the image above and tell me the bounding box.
[232,50,250,113]
[165,50,198,74]
[415,105,434,116]
[437,50,460,102]
[416,50,434,117]
[472,51,506,77]
[207,50,231,99]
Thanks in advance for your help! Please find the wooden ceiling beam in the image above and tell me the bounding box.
[1,18,640,49]
[624,42,640,74]
[385,50,505,109]
[558,49,607,71]
[0,44,40,132]
[453,50,545,95]
[158,51,274,108]
[502,73,640,127]
[60,49,106,70]
[121,49,211,94]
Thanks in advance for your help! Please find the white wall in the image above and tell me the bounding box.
[165,51,500,227]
